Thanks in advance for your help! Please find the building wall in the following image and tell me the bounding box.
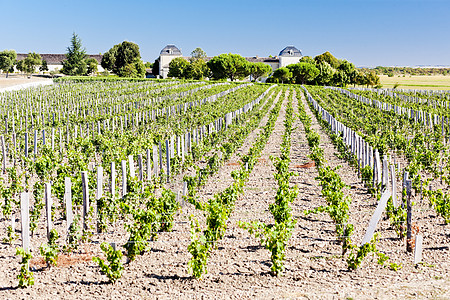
[279,56,302,68]
[159,54,182,78]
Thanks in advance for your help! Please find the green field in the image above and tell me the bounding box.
[379,74,450,90]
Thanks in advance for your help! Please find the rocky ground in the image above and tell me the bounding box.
[0,88,448,299]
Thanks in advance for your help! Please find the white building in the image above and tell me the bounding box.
[157,45,303,79]
[159,45,183,79]
[15,53,104,73]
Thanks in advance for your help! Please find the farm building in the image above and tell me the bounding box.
[158,45,303,80]
[15,53,104,73]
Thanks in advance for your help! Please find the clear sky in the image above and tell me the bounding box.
[0,0,448,67]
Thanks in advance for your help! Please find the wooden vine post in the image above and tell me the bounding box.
[20,192,30,251]
[405,179,413,252]
[81,171,89,231]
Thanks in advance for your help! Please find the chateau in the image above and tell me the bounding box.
[158,45,303,80]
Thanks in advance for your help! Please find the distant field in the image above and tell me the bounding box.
[379,74,450,90]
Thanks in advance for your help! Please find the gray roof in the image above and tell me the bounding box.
[279,46,302,57]
[16,53,102,65]
[160,45,182,56]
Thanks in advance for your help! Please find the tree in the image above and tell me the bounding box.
[23,52,42,75]
[190,47,207,61]
[272,67,292,84]
[39,59,48,73]
[207,53,250,81]
[249,62,272,82]
[365,71,380,87]
[102,41,145,78]
[101,44,119,72]
[151,59,159,76]
[314,51,339,69]
[61,33,87,76]
[337,60,357,86]
[331,70,348,87]
[16,59,25,75]
[168,57,190,78]
[314,61,335,86]
[300,56,315,64]
[0,50,17,78]
[188,59,209,80]
[85,58,98,75]
[287,62,319,84]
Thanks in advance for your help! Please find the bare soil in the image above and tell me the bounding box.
[0,75,53,91]
[0,89,448,299]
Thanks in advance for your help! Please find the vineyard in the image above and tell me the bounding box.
[0,78,448,299]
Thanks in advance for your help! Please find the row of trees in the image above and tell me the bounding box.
[167,49,273,82]
[268,52,380,87]
[63,33,147,77]
[373,66,450,76]
[166,49,380,87]
[0,50,47,77]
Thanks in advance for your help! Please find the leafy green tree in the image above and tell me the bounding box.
[85,58,98,75]
[332,70,348,87]
[115,41,140,70]
[144,61,153,69]
[314,51,339,69]
[207,53,250,81]
[23,52,42,75]
[102,41,145,78]
[287,62,319,84]
[0,50,17,78]
[16,59,25,74]
[249,62,272,81]
[300,56,315,64]
[168,57,190,78]
[314,61,335,86]
[101,44,119,72]
[190,47,207,61]
[337,60,357,85]
[39,59,49,73]
[272,67,292,84]
[365,71,380,87]
[188,58,209,80]
[61,33,87,76]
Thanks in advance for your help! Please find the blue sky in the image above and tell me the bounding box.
[0,0,448,67]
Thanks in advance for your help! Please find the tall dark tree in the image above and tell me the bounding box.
[151,59,159,76]
[61,33,87,76]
